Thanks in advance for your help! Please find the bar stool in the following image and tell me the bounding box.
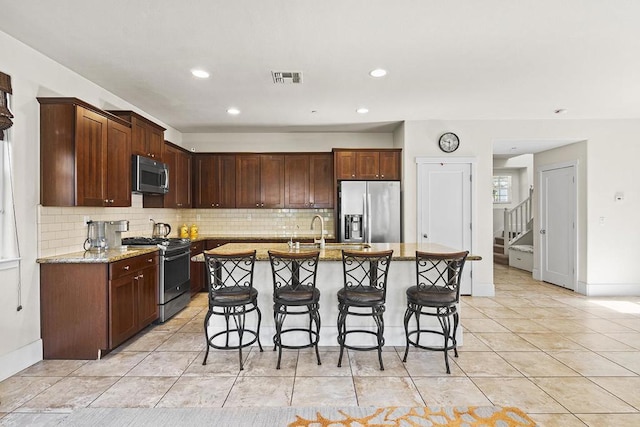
[202,250,263,370]
[337,250,393,370]
[402,251,468,374]
[268,250,321,369]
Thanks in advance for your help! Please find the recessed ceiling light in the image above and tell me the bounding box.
[227,108,240,115]
[554,108,567,114]
[191,69,210,79]
[369,68,387,78]
[356,107,369,114]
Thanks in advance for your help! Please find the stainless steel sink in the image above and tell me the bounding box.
[296,243,371,251]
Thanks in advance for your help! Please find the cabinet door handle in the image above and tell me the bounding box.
[138,274,144,279]
[123,265,130,271]
[104,199,109,204]
[351,174,355,178]
[109,199,114,203]
[381,174,385,178]
[256,203,259,207]
[147,258,154,263]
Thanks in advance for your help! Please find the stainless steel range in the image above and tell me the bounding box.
[123,237,191,323]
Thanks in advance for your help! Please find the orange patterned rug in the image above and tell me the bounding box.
[288,406,536,426]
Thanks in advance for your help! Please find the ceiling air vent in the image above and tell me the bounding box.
[272,71,303,84]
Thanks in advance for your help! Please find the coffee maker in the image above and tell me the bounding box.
[84,221,107,252]
[106,220,129,250]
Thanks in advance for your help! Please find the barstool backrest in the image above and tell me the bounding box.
[204,250,257,293]
[341,250,393,301]
[415,251,469,301]
[268,250,320,291]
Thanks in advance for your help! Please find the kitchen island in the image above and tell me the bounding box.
[193,242,480,347]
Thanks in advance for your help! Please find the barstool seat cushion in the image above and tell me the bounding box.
[274,285,320,304]
[406,286,456,306]
[211,286,258,306]
[338,287,385,306]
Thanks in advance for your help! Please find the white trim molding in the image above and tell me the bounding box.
[0,339,43,381]
[577,281,640,297]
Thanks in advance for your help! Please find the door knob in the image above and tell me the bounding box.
[540,229,546,234]
[423,234,428,238]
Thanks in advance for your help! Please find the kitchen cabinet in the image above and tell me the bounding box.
[333,149,401,181]
[38,98,132,207]
[193,154,236,208]
[285,153,334,208]
[108,110,165,161]
[40,252,159,359]
[144,142,192,208]
[190,240,205,294]
[236,154,285,208]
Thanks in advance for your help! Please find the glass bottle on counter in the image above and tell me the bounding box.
[189,224,198,240]
[179,224,189,239]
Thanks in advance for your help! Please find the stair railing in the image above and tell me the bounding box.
[503,187,533,254]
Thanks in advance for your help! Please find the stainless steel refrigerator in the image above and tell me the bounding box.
[339,181,401,243]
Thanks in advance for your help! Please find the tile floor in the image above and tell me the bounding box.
[2,264,640,426]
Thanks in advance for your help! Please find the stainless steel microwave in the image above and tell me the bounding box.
[131,155,169,194]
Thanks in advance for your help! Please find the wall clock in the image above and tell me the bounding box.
[438,132,460,153]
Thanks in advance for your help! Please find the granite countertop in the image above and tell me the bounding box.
[37,247,159,264]
[188,234,332,243]
[192,242,482,262]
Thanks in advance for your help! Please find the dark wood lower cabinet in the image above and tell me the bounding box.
[40,252,159,359]
[190,241,205,294]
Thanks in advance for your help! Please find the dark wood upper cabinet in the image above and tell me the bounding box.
[236,154,286,208]
[107,110,165,161]
[194,154,236,208]
[144,142,192,208]
[285,153,334,208]
[333,149,401,181]
[39,98,132,207]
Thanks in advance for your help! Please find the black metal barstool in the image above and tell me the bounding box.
[203,250,263,370]
[268,250,321,369]
[402,251,468,374]
[337,250,393,370]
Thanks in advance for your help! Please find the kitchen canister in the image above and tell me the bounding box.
[189,224,199,239]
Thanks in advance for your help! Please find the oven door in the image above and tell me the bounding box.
[162,248,190,302]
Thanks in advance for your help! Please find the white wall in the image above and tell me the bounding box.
[0,30,182,380]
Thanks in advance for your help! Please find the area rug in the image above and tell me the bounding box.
[53,406,536,426]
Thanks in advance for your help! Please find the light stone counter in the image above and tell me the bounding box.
[36,247,159,264]
[196,242,479,348]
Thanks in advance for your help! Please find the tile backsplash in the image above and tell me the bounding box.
[38,194,334,257]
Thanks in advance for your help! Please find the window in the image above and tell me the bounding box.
[492,175,511,203]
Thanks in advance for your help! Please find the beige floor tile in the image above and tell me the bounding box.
[0,376,63,412]
[126,352,199,377]
[577,413,640,427]
[548,351,636,376]
[472,377,566,413]
[152,316,190,332]
[462,298,505,309]
[458,332,492,352]
[454,352,522,377]
[296,349,352,376]
[156,376,236,408]
[71,352,148,377]
[292,377,357,406]
[529,413,588,427]
[512,307,559,319]
[605,332,640,350]
[353,377,424,406]
[498,351,579,377]
[458,305,488,319]
[518,333,586,351]
[589,377,640,409]
[90,376,177,408]
[173,306,205,320]
[348,350,408,376]
[0,412,69,426]
[579,318,637,333]
[18,377,118,411]
[474,332,539,351]
[497,318,553,333]
[116,330,173,352]
[531,319,592,333]
[412,377,492,406]
[239,348,297,376]
[178,318,205,333]
[224,376,294,407]
[598,351,640,375]
[401,350,465,376]
[183,350,245,376]
[475,307,526,319]
[156,332,206,352]
[564,333,637,351]
[532,377,636,413]
[611,318,640,332]
[17,360,87,377]
[460,318,510,333]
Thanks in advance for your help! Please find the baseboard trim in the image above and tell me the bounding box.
[577,281,640,297]
[0,339,43,381]
[532,268,541,281]
[472,282,495,297]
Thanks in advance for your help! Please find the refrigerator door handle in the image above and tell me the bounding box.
[366,193,372,244]
[362,193,368,243]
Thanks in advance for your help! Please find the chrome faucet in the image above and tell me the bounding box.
[311,215,325,249]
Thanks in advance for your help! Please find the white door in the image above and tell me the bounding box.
[417,162,472,294]
[539,165,576,289]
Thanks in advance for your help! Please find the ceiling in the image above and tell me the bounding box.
[1,1,639,136]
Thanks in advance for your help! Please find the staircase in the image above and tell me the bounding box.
[494,187,534,266]
[493,236,509,265]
